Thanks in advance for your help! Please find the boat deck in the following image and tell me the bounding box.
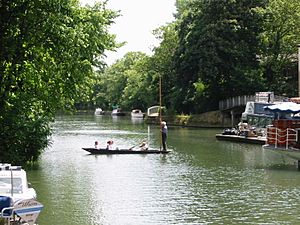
[215,134,266,145]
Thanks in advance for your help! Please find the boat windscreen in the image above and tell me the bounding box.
[255,103,274,116]
[0,178,23,194]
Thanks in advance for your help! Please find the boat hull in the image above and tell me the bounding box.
[131,113,144,118]
[82,148,170,154]
[215,134,266,145]
[263,144,300,160]
[111,108,126,116]
[131,109,144,118]
[111,112,126,116]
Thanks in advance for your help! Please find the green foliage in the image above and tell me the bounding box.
[151,23,179,112]
[93,52,154,111]
[92,23,180,113]
[83,0,299,117]
[0,0,118,164]
[173,0,266,113]
[0,108,51,165]
[260,0,300,95]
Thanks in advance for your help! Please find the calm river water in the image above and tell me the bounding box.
[28,114,300,225]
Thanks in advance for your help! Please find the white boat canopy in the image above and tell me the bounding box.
[147,106,160,117]
[263,102,300,114]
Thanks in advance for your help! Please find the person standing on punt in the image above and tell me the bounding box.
[161,121,168,151]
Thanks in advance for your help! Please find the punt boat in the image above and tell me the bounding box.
[82,148,170,154]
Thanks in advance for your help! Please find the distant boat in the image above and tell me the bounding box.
[94,108,104,115]
[147,105,165,118]
[82,148,170,154]
[131,109,144,119]
[111,108,125,116]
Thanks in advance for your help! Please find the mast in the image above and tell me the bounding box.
[10,167,14,197]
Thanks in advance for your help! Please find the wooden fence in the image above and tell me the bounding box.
[219,95,255,111]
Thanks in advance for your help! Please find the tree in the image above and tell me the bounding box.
[151,23,178,113]
[260,0,300,96]
[173,0,266,113]
[96,52,151,110]
[0,0,118,164]
[121,57,154,110]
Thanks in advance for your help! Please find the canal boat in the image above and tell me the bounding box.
[216,92,285,145]
[111,108,126,116]
[241,92,287,128]
[0,163,43,225]
[82,148,171,154]
[262,102,300,161]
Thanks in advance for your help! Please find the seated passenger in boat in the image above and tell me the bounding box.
[248,127,257,137]
[139,141,148,150]
[107,140,114,150]
[238,121,249,136]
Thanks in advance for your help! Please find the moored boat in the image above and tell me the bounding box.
[131,109,144,119]
[216,92,285,145]
[82,148,170,154]
[262,101,300,160]
[0,163,43,225]
[241,92,286,128]
[94,108,104,115]
[147,105,165,118]
[111,108,125,116]
[216,133,266,145]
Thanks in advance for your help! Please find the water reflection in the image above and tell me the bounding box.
[30,114,300,225]
[131,117,144,124]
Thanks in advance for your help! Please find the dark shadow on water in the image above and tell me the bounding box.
[263,163,299,171]
[24,162,41,170]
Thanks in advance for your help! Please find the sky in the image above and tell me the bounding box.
[80,0,176,65]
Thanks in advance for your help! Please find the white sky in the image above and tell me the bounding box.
[80,0,176,65]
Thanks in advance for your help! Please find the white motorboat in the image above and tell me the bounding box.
[94,108,104,115]
[111,108,125,116]
[0,163,43,225]
[131,109,144,119]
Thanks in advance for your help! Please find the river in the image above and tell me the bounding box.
[28,114,300,225]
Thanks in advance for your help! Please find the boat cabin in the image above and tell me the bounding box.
[94,108,104,115]
[240,92,287,128]
[111,108,125,116]
[241,101,275,128]
[0,164,43,225]
[264,102,300,150]
[131,109,144,118]
[0,164,36,201]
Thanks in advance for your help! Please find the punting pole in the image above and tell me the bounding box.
[159,76,162,150]
[297,160,300,170]
[10,168,14,197]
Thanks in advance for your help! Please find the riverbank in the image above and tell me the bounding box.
[78,109,232,128]
[146,110,232,128]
